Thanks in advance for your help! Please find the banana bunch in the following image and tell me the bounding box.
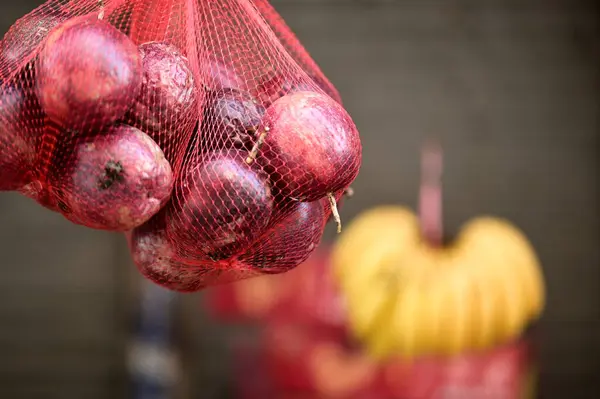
[332,205,545,360]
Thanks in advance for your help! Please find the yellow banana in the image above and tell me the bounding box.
[332,206,546,360]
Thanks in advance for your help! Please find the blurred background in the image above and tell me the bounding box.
[0,0,598,398]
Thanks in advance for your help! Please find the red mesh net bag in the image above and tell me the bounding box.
[0,0,362,291]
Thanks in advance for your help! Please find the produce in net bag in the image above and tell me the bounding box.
[0,0,362,291]
[1,1,181,227]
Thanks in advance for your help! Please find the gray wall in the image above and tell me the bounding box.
[1,0,599,398]
[276,2,600,397]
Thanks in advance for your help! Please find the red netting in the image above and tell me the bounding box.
[0,0,362,291]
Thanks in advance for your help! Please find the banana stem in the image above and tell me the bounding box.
[245,128,268,164]
[419,139,443,247]
[328,192,342,233]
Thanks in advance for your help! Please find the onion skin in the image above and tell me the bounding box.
[238,200,326,274]
[201,59,245,92]
[0,81,37,191]
[131,218,207,293]
[132,214,262,292]
[0,8,68,77]
[167,150,274,262]
[50,125,173,231]
[128,42,198,148]
[258,91,362,202]
[202,88,265,151]
[36,16,142,131]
